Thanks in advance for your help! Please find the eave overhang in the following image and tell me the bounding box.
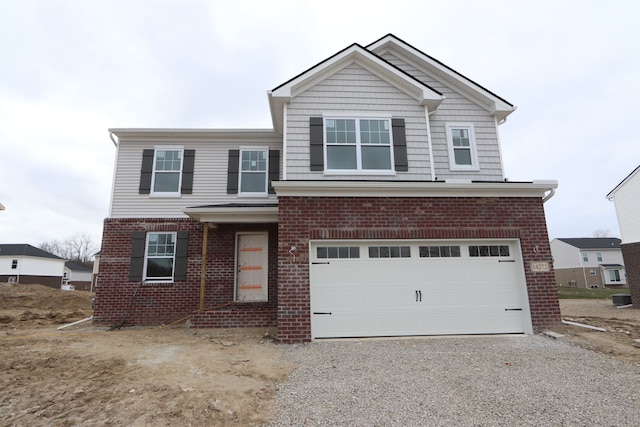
[183,204,279,224]
[272,180,558,199]
[268,43,445,134]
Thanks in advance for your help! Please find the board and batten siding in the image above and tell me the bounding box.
[613,170,640,244]
[381,52,504,181]
[285,62,432,181]
[110,135,281,218]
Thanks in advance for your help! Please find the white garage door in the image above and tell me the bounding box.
[310,240,531,339]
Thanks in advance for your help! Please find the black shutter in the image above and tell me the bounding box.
[174,231,189,281]
[139,149,154,194]
[181,149,195,194]
[392,118,408,172]
[268,150,280,194]
[310,117,324,171]
[227,150,240,194]
[129,231,146,281]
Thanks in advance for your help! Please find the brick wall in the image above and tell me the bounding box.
[94,218,278,327]
[621,242,640,307]
[277,196,562,343]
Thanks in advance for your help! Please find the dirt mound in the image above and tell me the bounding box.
[0,283,93,327]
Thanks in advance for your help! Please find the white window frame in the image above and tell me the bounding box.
[238,148,269,197]
[445,123,479,171]
[151,147,184,197]
[582,251,589,262]
[323,117,395,175]
[143,232,177,282]
[11,259,17,269]
[596,252,603,262]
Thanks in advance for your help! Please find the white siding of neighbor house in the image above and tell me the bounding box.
[612,170,640,244]
[380,53,504,181]
[0,256,65,277]
[550,239,625,268]
[285,62,432,181]
[110,135,282,218]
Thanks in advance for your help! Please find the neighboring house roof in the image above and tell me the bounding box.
[606,165,640,198]
[65,261,92,272]
[556,238,621,249]
[0,244,63,260]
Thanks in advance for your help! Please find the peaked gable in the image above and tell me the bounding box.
[268,42,445,133]
[367,34,516,122]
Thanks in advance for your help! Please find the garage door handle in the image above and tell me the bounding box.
[312,262,330,265]
[415,290,422,302]
[415,290,419,302]
[418,290,422,302]
[313,312,332,315]
[505,308,522,311]
[499,260,515,263]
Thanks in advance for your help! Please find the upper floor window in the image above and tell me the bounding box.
[582,252,589,262]
[446,123,478,170]
[596,252,603,262]
[239,149,268,195]
[152,149,183,194]
[144,232,176,282]
[11,259,17,269]
[325,118,393,172]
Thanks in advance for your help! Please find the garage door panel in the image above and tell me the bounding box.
[310,240,530,339]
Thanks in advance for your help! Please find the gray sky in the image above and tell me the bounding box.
[1,0,638,249]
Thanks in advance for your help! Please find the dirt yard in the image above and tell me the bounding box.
[1,283,639,426]
[554,298,640,364]
[0,283,291,426]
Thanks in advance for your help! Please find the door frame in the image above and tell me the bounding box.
[234,231,269,302]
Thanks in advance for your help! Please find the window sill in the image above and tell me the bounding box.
[149,193,182,198]
[323,170,397,176]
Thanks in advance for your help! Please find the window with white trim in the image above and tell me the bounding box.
[582,252,589,262]
[446,123,478,170]
[239,149,268,195]
[609,269,621,282]
[144,232,176,281]
[11,259,17,269]
[596,252,603,262]
[325,118,393,172]
[152,149,183,194]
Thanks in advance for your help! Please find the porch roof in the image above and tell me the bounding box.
[183,203,278,224]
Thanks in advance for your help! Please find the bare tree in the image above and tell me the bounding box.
[592,229,611,238]
[40,233,98,265]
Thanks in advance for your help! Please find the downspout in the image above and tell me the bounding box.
[282,104,288,181]
[425,106,436,181]
[542,187,555,203]
[199,223,208,311]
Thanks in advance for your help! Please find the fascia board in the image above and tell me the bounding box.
[606,165,640,199]
[272,180,558,198]
[109,128,280,140]
[182,206,279,223]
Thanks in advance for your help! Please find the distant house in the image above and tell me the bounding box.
[64,261,93,291]
[550,238,626,288]
[607,165,640,306]
[0,244,65,288]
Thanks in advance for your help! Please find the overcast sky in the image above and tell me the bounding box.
[1,0,638,249]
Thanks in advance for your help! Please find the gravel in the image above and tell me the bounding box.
[268,335,640,426]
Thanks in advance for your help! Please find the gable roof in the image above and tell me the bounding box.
[268,40,445,133]
[556,238,621,250]
[606,165,640,199]
[0,244,64,260]
[367,34,516,122]
[65,261,92,272]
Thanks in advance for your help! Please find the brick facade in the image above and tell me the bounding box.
[94,218,278,328]
[621,242,640,308]
[277,196,562,343]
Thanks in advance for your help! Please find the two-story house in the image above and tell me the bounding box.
[0,244,65,288]
[94,34,560,343]
[550,238,626,288]
[607,165,640,306]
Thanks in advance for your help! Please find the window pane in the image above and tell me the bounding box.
[328,247,338,258]
[349,247,360,258]
[146,258,173,278]
[240,172,266,193]
[479,246,490,256]
[469,246,479,257]
[155,150,182,171]
[317,247,327,259]
[362,146,391,170]
[400,246,411,257]
[338,247,349,258]
[390,247,400,258]
[499,246,510,256]
[419,247,429,257]
[440,246,450,257]
[430,246,440,257]
[327,146,357,169]
[379,247,390,258]
[154,172,180,192]
[450,246,461,257]
[369,247,379,258]
[454,148,472,165]
[489,246,499,256]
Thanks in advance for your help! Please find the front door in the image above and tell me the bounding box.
[236,233,268,302]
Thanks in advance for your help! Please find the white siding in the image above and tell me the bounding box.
[0,256,65,277]
[381,53,504,181]
[550,239,581,269]
[110,135,282,218]
[612,170,640,244]
[285,62,432,181]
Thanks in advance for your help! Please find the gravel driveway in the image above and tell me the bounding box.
[268,335,640,426]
